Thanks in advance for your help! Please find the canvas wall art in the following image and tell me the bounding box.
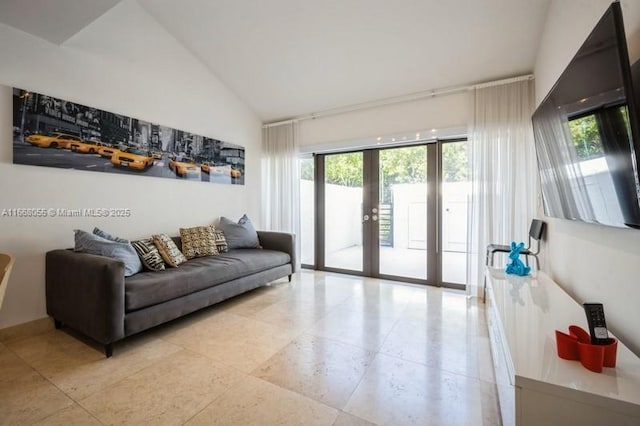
[12,88,245,185]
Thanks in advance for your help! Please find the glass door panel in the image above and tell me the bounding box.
[324,152,364,272]
[378,146,428,280]
[313,139,467,289]
[441,141,469,285]
[299,158,315,266]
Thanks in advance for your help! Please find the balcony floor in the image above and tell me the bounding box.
[325,245,467,285]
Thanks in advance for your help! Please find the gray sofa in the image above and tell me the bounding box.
[45,231,295,357]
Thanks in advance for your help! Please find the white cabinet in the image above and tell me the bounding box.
[485,268,640,425]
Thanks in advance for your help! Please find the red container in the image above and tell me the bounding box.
[555,325,617,373]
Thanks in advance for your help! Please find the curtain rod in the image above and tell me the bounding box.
[263,74,534,128]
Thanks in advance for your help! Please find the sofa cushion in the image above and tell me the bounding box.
[124,249,291,311]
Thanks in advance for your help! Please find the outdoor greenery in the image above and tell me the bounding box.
[300,143,468,188]
[441,142,468,182]
[324,152,364,187]
[567,106,631,160]
[568,114,603,159]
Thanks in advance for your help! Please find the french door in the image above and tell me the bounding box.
[309,140,468,289]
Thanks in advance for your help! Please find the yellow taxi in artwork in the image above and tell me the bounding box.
[111,147,154,170]
[69,140,103,154]
[150,150,163,160]
[97,145,121,159]
[230,167,242,178]
[169,156,198,177]
[25,132,81,149]
[200,161,211,174]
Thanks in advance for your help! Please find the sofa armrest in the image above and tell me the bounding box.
[46,249,125,345]
[257,231,297,273]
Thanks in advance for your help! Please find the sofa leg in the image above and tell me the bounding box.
[288,274,292,282]
[105,343,113,358]
[54,319,63,329]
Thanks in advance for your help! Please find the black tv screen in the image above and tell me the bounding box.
[532,2,640,228]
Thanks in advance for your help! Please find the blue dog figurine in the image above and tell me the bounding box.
[505,241,531,276]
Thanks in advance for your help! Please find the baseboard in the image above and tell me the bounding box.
[0,317,53,343]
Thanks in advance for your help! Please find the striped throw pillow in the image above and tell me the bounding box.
[213,229,229,253]
[132,239,166,271]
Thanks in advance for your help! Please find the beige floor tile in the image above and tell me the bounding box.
[380,318,495,382]
[401,290,486,324]
[0,342,34,382]
[8,329,183,400]
[333,411,377,426]
[7,329,104,367]
[253,334,375,409]
[33,404,101,425]
[336,296,409,320]
[478,379,502,426]
[152,307,244,340]
[250,298,336,332]
[0,368,74,424]
[0,317,53,343]
[185,375,338,426]
[344,353,500,426]
[79,349,244,425]
[286,280,359,306]
[2,271,500,426]
[309,304,399,351]
[163,311,298,372]
[216,286,289,317]
[204,338,292,373]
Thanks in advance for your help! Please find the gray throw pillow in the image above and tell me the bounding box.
[93,227,128,243]
[74,229,143,276]
[218,214,261,249]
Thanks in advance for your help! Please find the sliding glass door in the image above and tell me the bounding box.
[378,145,432,281]
[440,140,469,286]
[323,151,364,272]
[309,139,467,288]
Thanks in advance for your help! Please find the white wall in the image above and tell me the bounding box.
[298,92,469,150]
[534,0,640,355]
[0,1,262,329]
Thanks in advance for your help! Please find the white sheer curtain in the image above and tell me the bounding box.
[262,122,301,267]
[467,78,538,297]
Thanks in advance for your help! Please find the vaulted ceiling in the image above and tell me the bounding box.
[0,0,551,122]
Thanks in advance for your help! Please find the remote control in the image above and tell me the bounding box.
[583,303,609,345]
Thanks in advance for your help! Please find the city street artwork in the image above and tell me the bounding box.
[12,88,245,185]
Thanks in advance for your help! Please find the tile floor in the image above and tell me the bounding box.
[0,270,500,425]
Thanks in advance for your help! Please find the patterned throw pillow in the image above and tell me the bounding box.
[212,229,229,253]
[131,238,166,271]
[152,234,187,267]
[179,226,219,259]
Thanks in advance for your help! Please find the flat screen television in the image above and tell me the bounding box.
[532,2,640,228]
